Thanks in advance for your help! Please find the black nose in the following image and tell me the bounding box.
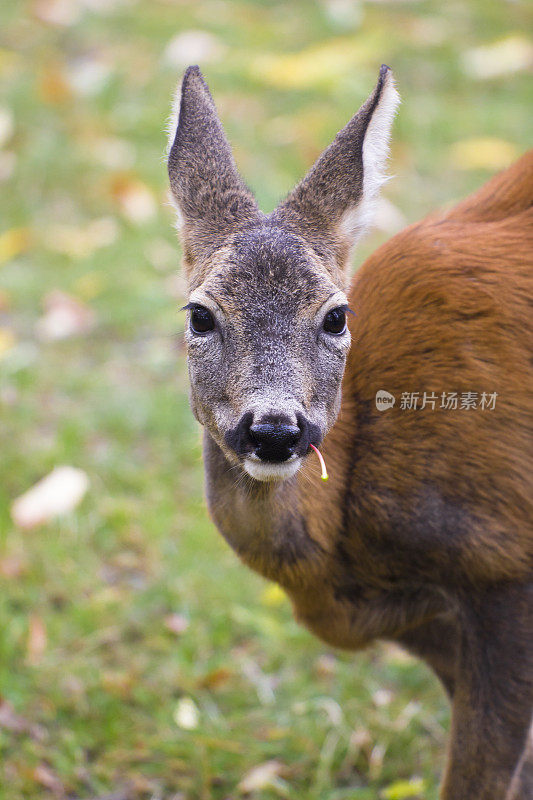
[249,420,301,463]
[225,412,319,463]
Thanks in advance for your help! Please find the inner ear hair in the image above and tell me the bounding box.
[342,65,400,241]
[273,65,400,265]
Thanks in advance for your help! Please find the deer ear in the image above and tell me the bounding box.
[167,66,259,260]
[274,66,399,265]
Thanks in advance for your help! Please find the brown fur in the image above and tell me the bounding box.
[168,68,533,798]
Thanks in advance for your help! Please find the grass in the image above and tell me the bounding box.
[0,0,531,797]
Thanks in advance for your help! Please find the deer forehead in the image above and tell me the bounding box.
[193,224,344,319]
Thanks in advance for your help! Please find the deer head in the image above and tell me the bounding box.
[168,65,399,482]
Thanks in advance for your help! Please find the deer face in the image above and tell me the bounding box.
[184,224,350,481]
[168,66,398,481]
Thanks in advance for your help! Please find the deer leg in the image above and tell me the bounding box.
[396,612,459,697]
[440,583,533,800]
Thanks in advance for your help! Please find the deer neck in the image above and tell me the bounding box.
[202,431,338,589]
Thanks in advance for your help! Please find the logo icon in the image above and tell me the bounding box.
[375,390,395,411]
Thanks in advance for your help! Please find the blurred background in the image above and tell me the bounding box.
[0,1,531,798]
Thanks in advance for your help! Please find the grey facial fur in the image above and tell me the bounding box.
[185,223,350,471]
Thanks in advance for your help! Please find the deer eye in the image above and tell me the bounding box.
[323,307,347,335]
[190,305,215,334]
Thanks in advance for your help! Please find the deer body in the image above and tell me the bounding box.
[168,66,533,798]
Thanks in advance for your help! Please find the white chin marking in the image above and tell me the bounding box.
[244,457,302,482]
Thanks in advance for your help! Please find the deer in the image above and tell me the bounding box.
[167,65,533,799]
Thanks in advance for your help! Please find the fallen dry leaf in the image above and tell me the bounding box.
[381,777,425,800]
[0,107,14,147]
[197,667,232,690]
[11,466,90,529]
[0,227,31,265]
[89,136,136,169]
[163,30,226,68]
[110,174,157,224]
[35,290,96,341]
[260,582,286,607]
[43,217,119,259]
[27,615,47,666]
[33,763,66,798]
[238,760,285,793]
[0,327,16,358]
[67,55,112,97]
[462,36,533,80]
[406,16,449,47]
[38,64,71,104]
[173,697,199,730]
[33,0,81,27]
[250,36,380,89]
[373,688,393,707]
[323,0,362,29]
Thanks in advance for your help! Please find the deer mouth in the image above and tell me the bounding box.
[243,454,302,482]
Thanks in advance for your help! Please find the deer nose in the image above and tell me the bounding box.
[249,419,301,463]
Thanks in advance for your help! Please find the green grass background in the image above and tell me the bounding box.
[0,1,531,797]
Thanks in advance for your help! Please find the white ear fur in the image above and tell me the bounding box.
[165,79,184,227]
[338,72,400,247]
[166,79,183,157]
